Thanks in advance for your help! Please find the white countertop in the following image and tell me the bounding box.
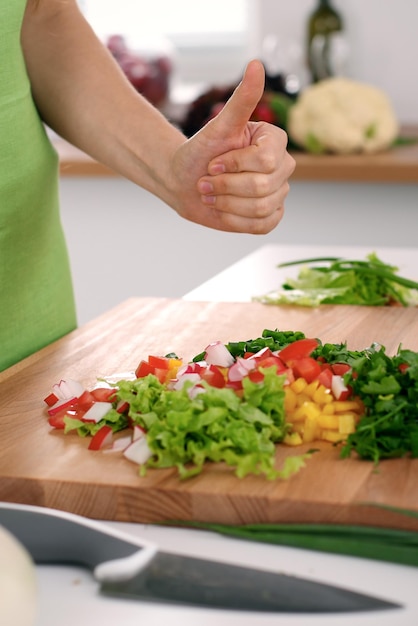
[183,243,418,303]
[26,244,418,625]
[35,521,418,626]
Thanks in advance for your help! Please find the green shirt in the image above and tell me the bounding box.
[0,1,77,371]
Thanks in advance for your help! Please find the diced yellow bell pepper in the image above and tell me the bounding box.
[312,385,333,405]
[321,430,345,443]
[317,414,339,430]
[290,378,308,394]
[293,401,321,422]
[333,400,363,413]
[304,379,320,398]
[284,388,298,413]
[322,403,336,415]
[338,413,357,434]
[302,415,320,443]
[283,432,303,446]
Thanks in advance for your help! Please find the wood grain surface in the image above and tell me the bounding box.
[1,298,418,530]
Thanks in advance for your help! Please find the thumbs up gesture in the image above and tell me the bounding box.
[171,60,295,234]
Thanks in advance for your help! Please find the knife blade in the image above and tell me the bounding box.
[0,502,400,614]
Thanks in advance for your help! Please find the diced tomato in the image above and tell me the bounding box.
[331,363,351,376]
[399,363,409,373]
[200,364,226,388]
[290,357,322,383]
[148,355,170,369]
[246,347,274,361]
[44,392,59,407]
[154,367,170,383]
[317,367,333,389]
[88,425,113,451]
[91,387,117,403]
[258,355,287,373]
[77,390,96,411]
[48,407,81,429]
[279,338,319,363]
[135,360,154,378]
[248,369,265,383]
[320,362,332,371]
[226,379,243,391]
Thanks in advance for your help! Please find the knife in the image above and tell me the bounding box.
[0,502,400,614]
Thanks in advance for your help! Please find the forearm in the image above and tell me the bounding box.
[21,0,185,205]
[21,1,295,236]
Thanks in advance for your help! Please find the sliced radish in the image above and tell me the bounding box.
[228,357,256,382]
[47,396,78,417]
[106,435,133,452]
[204,341,234,367]
[176,361,206,377]
[88,425,113,451]
[188,384,205,399]
[132,425,146,441]
[123,437,153,465]
[331,375,350,400]
[116,400,129,414]
[171,373,201,391]
[52,379,84,401]
[81,401,112,424]
[246,346,273,361]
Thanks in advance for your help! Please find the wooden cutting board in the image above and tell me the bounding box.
[1,297,418,531]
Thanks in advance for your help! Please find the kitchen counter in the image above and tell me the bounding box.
[2,243,418,625]
[54,129,418,183]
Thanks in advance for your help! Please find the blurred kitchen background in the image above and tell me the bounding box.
[59,1,418,325]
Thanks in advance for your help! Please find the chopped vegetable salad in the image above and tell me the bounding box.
[43,328,418,479]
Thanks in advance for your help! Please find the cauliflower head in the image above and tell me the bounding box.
[288,77,399,154]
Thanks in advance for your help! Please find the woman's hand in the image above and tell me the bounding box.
[22,1,294,235]
[169,60,296,234]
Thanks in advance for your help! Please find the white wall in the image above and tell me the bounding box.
[251,0,418,124]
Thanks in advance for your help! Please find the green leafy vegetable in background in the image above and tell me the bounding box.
[254,253,418,307]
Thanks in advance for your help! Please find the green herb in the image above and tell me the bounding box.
[393,135,418,147]
[174,519,418,568]
[114,367,310,480]
[254,253,418,307]
[340,345,418,463]
[193,328,306,362]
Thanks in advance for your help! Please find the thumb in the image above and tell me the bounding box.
[212,59,265,133]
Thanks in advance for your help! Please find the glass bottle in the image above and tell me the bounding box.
[307,0,345,83]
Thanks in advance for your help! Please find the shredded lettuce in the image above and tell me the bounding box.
[64,409,128,437]
[113,367,306,480]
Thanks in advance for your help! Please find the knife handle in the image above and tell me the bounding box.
[0,502,157,577]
